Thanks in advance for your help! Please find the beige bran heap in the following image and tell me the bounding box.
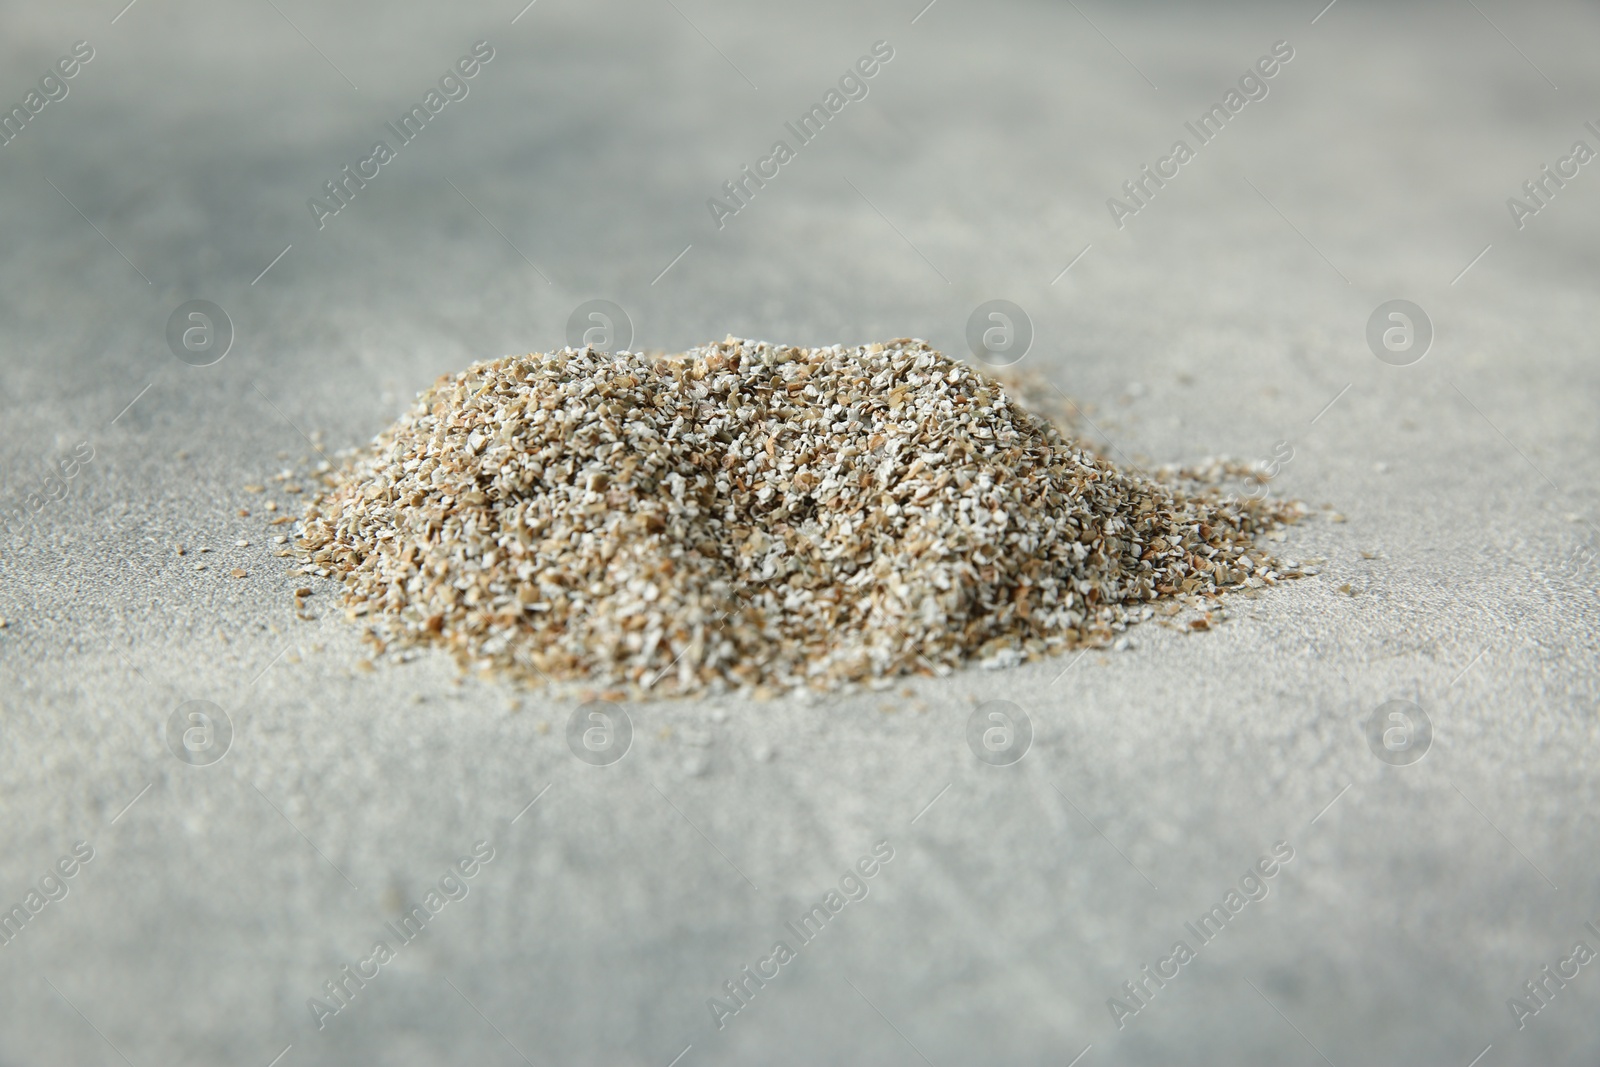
[292,338,1299,694]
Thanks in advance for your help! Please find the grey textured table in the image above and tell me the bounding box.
[2,1,1598,1064]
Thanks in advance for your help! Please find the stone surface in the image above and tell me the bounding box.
[0,1,1596,1064]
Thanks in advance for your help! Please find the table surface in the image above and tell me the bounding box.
[1,1,1597,1064]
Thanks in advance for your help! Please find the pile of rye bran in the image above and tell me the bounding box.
[291,338,1301,694]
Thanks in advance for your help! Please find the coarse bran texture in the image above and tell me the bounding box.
[290,338,1301,695]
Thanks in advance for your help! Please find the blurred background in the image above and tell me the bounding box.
[0,0,1597,1063]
